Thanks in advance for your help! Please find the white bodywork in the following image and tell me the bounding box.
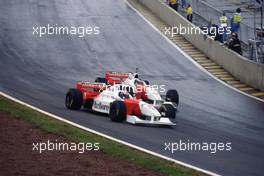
[91,84,175,126]
[123,73,162,101]
[122,73,176,109]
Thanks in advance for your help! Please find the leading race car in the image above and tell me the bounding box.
[65,81,177,126]
[94,71,179,110]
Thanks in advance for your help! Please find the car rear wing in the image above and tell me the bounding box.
[105,71,130,85]
[76,82,107,99]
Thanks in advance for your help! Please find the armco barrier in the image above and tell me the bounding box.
[135,0,264,91]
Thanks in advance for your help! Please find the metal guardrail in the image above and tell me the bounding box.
[189,0,255,45]
[140,0,264,90]
[162,0,263,63]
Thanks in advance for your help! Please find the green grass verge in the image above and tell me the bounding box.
[0,96,207,176]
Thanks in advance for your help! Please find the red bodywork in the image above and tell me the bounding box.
[105,71,129,85]
[135,85,148,101]
[75,81,143,117]
[105,71,149,101]
[124,99,142,117]
[76,82,106,101]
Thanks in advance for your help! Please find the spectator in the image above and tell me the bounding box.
[204,22,224,43]
[231,8,242,33]
[226,33,242,55]
[209,24,224,43]
[219,12,228,42]
[186,4,193,22]
[169,0,179,12]
[214,28,224,43]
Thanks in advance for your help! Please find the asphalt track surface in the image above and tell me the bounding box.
[0,0,264,175]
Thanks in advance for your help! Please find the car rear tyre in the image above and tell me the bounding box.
[166,89,179,106]
[159,104,176,119]
[95,77,107,84]
[65,89,83,110]
[109,101,127,122]
[84,99,94,109]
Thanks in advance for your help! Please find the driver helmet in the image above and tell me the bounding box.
[119,91,130,99]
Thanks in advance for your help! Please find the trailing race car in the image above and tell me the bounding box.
[65,81,177,126]
[94,71,179,110]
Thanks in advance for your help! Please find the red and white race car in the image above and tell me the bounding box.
[94,71,179,110]
[65,81,177,126]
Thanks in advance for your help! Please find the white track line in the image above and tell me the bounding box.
[125,0,264,103]
[0,1,234,175]
[0,1,230,176]
[0,91,220,176]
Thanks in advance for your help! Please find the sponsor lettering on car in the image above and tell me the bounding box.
[93,101,110,111]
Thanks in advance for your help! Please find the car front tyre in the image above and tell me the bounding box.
[109,101,127,122]
[159,104,176,122]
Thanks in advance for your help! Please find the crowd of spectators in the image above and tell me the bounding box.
[164,0,242,55]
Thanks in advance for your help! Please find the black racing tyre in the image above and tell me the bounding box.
[109,101,127,122]
[95,77,107,84]
[83,99,94,109]
[166,89,179,106]
[65,89,83,110]
[159,104,176,119]
[144,80,150,85]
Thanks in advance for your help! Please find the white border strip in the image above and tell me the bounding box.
[0,91,220,176]
[125,0,264,103]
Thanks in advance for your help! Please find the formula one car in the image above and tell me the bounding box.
[65,81,177,126]
[94,71,179,109]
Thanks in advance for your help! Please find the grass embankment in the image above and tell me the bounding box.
[0,96,206,176]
